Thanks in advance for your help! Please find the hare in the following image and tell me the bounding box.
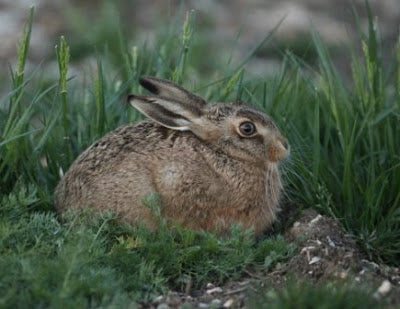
[54,76,289,236]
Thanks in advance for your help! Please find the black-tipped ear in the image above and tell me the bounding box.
[129,95,202,131]
[139,78,160,95]
[139,76,206,107]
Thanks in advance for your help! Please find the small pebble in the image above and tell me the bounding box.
[153,295,164,304]
[198,302,209,308]
[326,236,336,247]
[339,271,348,279]
[309,256,321,265]
[206,283,215,289]
[223,299,234,308]
[157,304,169,309]
[377,280,392,296]
[373,280,392,299]
[310,214,323,224]
[206,287,223,294]
[300,246,316,253]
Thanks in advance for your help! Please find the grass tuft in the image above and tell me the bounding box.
[249,280,383,309]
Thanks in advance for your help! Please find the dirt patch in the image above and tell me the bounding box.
[141,209,400,308]
[283,209,399,286]
[282,208,364,282]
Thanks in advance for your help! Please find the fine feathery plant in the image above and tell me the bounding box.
[1,7,35,194]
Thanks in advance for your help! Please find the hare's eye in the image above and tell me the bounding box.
[239,121,256,136]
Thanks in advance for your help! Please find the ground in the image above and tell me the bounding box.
[143,208,400,308]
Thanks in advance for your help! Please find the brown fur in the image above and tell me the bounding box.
[54,77,289,236]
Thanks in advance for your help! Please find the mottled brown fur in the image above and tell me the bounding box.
[54,76,289,236]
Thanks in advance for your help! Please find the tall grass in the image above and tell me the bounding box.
[233,9,400,263]
[282,19,400,264]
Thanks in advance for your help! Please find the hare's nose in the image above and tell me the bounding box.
[267,136,290,162]
[279,137,289,152]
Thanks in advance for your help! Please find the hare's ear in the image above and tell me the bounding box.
[139,76,206,107]
[128,95,203,131]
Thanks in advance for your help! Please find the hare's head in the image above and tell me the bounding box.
[129,76,289,166]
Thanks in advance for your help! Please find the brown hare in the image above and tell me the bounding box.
[54,76,289,236]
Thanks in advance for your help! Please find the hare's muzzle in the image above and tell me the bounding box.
[267,136,289,162]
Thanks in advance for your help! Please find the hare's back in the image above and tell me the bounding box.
[54,120,171,212]
[75,120,171,169]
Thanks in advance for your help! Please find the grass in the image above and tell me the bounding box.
[0,3,399,307]
[0,183,295,307]
[249,281,383,309]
